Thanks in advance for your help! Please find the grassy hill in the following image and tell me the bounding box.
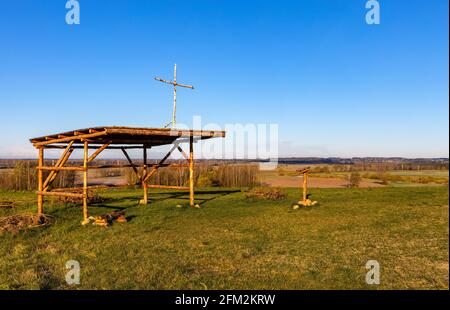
[0,186,448,289]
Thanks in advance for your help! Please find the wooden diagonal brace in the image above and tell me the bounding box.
[142,144,178,183]
[121,148,142,183]
[176,145,190,162]
[43,141,75,191]
[88,143,110,163]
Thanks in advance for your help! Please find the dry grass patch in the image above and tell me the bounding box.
[0,213,52,234]
[245,187,287,200]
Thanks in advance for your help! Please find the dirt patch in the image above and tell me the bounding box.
[0,213,52,234]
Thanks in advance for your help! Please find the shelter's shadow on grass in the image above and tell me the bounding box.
[136,189,240,205]
[125,215,136,222]
[147,189,240,206]
[90,204,131,211]
[88,189,241,212]
[195,189,241,206]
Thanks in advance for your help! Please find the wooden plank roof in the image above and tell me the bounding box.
[30,126,226,147]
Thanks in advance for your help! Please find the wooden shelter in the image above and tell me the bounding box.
[30,126,225,224]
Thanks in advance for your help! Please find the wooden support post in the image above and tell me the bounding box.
[189,136,195,207]
[37,147,44,214]
[82,140,89,224]
[302,171,308,202]
[147,185,190,190]
[142,145,148,204]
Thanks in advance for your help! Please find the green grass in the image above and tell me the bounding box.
[0,186,448,290]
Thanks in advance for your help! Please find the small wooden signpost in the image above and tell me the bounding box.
[298,167,309,202]
[293,167,317,208]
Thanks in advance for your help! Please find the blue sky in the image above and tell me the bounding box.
[0,0,448,158]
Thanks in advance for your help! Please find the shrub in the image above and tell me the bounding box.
[348,171,362,188]
[197,171,218,188]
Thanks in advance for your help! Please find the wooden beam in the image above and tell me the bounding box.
[297,168,310,174]
[43,150,75,190]
[302,172,308,202]
[147,185,189,190]
[189,135,195,207]
[87,142,110,163]
[39,163,187,171]
[43,145,144,150]
[149,163,188,168]
[37,191,84,198]
[37,166,86,171]
[37,147,44,214]
[105,128,225,138]
[142,144,178,183]
[82,140,89,224]
[121,148,142,182]
[177,145,190,162]
[43,141,75,191]
[142,145,148,204]
[87,164,134,169]
[33,130,107,147]
[51,184,128,192]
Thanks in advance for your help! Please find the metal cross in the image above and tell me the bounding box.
[155,64,194,128]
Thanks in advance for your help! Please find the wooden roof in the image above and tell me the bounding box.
[30,126,226,147]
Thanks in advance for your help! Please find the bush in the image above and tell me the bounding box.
[378,172,389,185]
[347,171,362,188]
[197,171,218,188]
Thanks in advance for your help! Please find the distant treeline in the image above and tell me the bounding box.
[0,160,260,190]
[1,157,448,169]
[310,162,449,172]
[1,157,447,191]
[0,160,76,191]
[276,157,449,168]
[124,162,259,188]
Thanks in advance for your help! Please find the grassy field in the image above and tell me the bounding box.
[0,186,448,290]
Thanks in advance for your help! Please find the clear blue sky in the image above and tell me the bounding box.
[0,0,448,158]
